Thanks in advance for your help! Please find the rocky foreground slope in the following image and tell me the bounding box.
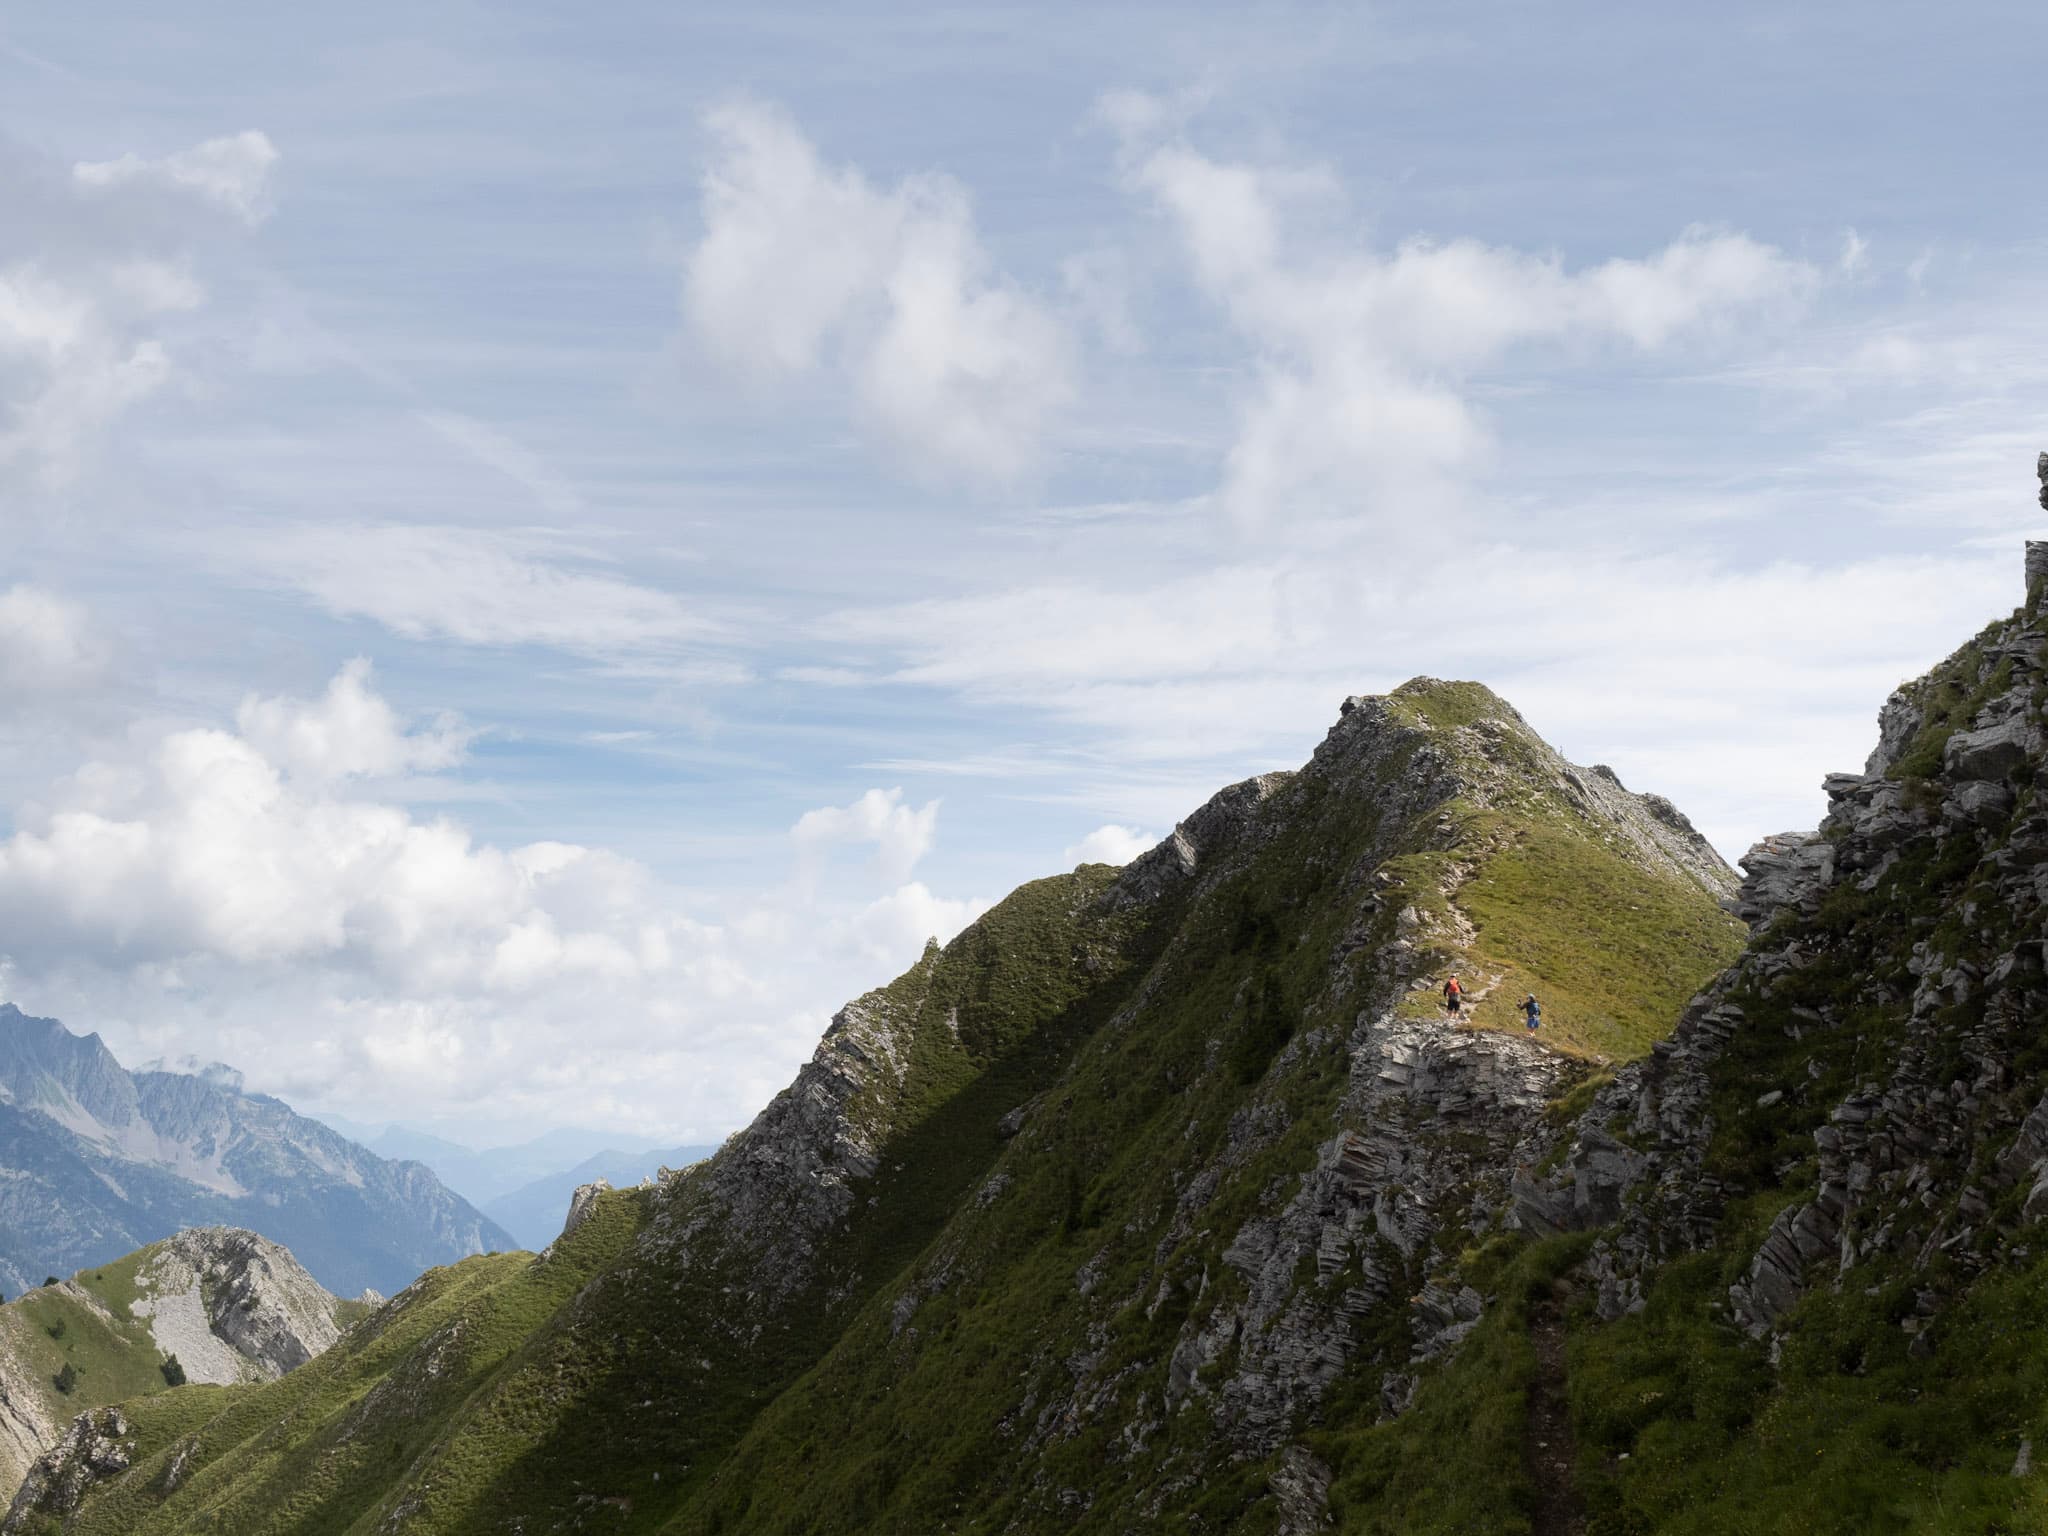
[0,1009,515,1298]
[0,1229,352,1510]
[4,655,1750,1532]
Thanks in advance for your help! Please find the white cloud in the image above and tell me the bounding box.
[683,99,1072,483]
[1839,228,1870,276]
[830,562,1302,691]
[223,523,724,664]
[0,678,510,971]
[791,786,940,885]
[839,880,988,968]
[0,130,276,493]
[0,666,990,1140]
[1113,101,1817,525]
[1063,824,1154,866]
[829,536,2022,858]
[235,658,469,783]
[73,131,281,226]
[0,585,107,700]
[0,263,183,488]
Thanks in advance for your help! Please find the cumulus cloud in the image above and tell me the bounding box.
[1111,99,1817,525]
[839,881,989,968]
[0,671,509,971]
[0,261,185,488]
[1063,824,1155,866]
[791,786,940,885]
[0,129,276,492]
[235,659,470,783]
[0,666,991,1139]
[683,99,1072,483]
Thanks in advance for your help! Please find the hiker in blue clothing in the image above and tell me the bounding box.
[1521,993,1541,1032]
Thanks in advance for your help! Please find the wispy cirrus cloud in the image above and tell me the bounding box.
[73,130,280,226]
[216,522,733,672]
[0,130,277,495]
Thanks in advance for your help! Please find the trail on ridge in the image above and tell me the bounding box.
[1522,1284,1585,1536]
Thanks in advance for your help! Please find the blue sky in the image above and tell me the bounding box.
[0,1,2042,1143]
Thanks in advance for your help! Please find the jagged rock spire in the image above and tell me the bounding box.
[2029,454,2048,606]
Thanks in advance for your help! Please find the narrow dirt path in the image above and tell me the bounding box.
[1523,1287,1585,1536]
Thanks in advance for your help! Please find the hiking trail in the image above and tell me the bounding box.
[1523,1283,1585,1536]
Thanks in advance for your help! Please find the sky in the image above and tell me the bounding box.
[0,1,2042,1145]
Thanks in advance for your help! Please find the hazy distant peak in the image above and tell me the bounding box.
[136,1054,247,1092]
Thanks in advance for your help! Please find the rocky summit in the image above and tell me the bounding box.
[0,1228,355,1513]
[0,1009,514,1299]
[15,511,2048,1534]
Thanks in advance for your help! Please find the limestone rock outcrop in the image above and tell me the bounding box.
[0,1227,345,1509]
[1519,539,2048,1342]
[130,1228,345,1380]
[3,1408,130,1530]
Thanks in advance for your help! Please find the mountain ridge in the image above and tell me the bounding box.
[482,1144,719,1250]
[0,660,1760,1532]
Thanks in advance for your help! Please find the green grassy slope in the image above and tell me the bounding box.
[24,682,1746,1534]
[656,689,1743,1534]
[1376,682,1744,1061]
[409,866,1167,1534]
[1313,611,2048,1536]
[29,1188,645,1536]
[0,1240,376,1464]
[2,1257,182,1429]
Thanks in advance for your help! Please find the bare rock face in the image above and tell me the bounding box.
[0,1227,344,1511]
[1177,1013,1572,1443]
[135,1228,345,1380]
[0,1350,58,1521]
[1107,773,1293,909]
[543,1180,611,1256]
[1727,831,1835,926]
[3,1408,130,1530]
[1522,536,2048,1335]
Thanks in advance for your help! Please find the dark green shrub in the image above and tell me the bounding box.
[1229,966,1294,1083]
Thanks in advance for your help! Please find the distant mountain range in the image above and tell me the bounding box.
[0,1005,515,1298]
[480,1143,716,1249]
[317,1118,718,1249]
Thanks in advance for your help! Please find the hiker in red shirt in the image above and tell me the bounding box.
[1443,975,1463,1016]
